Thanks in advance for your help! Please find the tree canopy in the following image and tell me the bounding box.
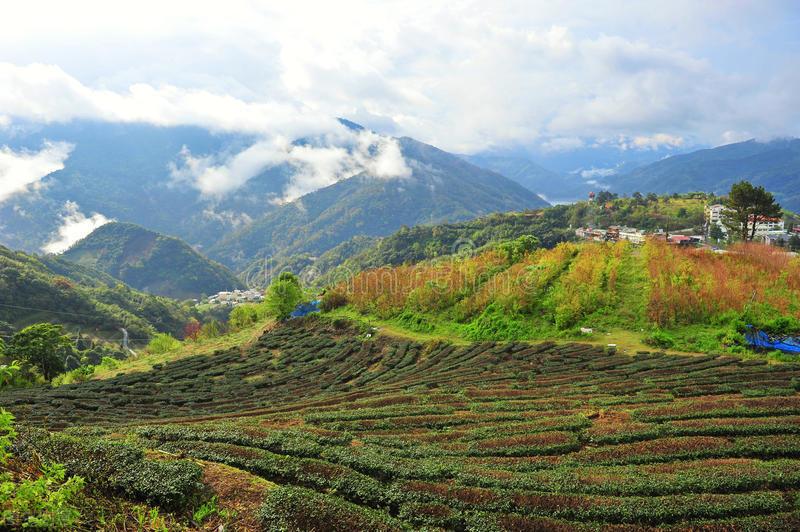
[9,323,73,381]
[722,181,782,241]
[264,273,304,320]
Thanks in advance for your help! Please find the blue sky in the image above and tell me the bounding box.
[0,0,798,153]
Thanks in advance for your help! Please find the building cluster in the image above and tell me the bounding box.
[207,289,264,306]
[705,204,796,246]
[575,226,703,246]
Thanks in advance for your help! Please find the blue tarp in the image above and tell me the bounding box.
[745,325,800,354]
[290,300,321,318]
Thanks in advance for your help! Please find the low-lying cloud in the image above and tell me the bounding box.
[42,201,112,254]
[170,128,411,202]
[0,141,73,203]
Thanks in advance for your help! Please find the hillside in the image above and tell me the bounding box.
[612,138,800,211]
[62,222,244,299]
[465,153,591,202]
[311,194,708,285]
[3,317,800,529]
[209,137,549,275]
[334,239,800,355]
[0,244,192,339]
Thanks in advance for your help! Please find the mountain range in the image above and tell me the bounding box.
[207,137,549,276]
[1,120,799,294]
[610,138,800,212]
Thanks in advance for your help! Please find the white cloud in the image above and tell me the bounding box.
[42,201,112,254]
[580,167,617,179]
[626,134,685,150]
[0,2,797,154]
[0,141,73,203]
[170,129,411,201]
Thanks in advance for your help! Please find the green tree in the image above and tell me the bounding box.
[789,234,800,252]
[9,324,73,381]
[708,224,725,243]
[264,272,304,320]
[722,181,782,241]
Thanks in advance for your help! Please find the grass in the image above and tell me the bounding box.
[91,319,275,380]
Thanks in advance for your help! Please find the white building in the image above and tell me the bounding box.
[705,204,785,239]
[618,227,647,245]
[207,289,264,306]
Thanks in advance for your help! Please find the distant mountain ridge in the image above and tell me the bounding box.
[62,222,243,299]
[207,136,550,276]
[611,138,800,211]
[464,153,590,202]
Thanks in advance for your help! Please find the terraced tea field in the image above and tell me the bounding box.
[5,317,800,530]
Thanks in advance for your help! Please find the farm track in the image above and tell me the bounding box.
[4,316,800,530]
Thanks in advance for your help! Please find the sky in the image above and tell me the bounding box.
[0,0,798,153]
[1,0,799,251]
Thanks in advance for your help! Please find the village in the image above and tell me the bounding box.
[576,201,800,251]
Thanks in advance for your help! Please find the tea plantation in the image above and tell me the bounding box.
[4,316,800,530]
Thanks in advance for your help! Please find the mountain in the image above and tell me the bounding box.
[464,153,590,202]
[611,138,800,211]
[0,121,288,252]
[0,244,192,339]
[61,222,244,299]
[207,137,549,275]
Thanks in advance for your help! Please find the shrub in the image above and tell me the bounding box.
[228,304,260,331]
[0,410,85,529]
[644,329,675,349]
[258,486,405,531]
[15,428,203,510]
[146,333,181,354]
[321,289,348,312]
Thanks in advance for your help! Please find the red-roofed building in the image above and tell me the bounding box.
[668,235,692,246]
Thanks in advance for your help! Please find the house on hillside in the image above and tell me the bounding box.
[705,203,785,241]
[618,227,647,245]
[575,227,607,242]
[668,235,693,246]
[208,289,264,306]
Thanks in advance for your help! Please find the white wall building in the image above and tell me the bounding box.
[705,203,785,239]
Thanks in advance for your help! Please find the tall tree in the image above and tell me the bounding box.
[722,181,782,241]
[9,323,73,381]
[264,272,304,320]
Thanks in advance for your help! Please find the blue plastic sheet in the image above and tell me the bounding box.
[745,325,800,354]
[290,300,321,318]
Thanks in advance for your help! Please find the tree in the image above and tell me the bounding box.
[709,224,725,243]
[9,324,73,381]
[183,319,201,341]
[790,234,800,252]
[264,272,304,320]
[722,181,782,241]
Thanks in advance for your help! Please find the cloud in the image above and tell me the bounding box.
[170,128,411,201]
[580,167,617,179]
[626,134,684,150]
[0,140,73,203]
[0,2,798,154]
[42,201,112,254]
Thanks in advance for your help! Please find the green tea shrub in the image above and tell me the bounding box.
[258,486,405,531]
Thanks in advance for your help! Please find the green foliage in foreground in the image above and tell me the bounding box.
[0,410,85,529]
